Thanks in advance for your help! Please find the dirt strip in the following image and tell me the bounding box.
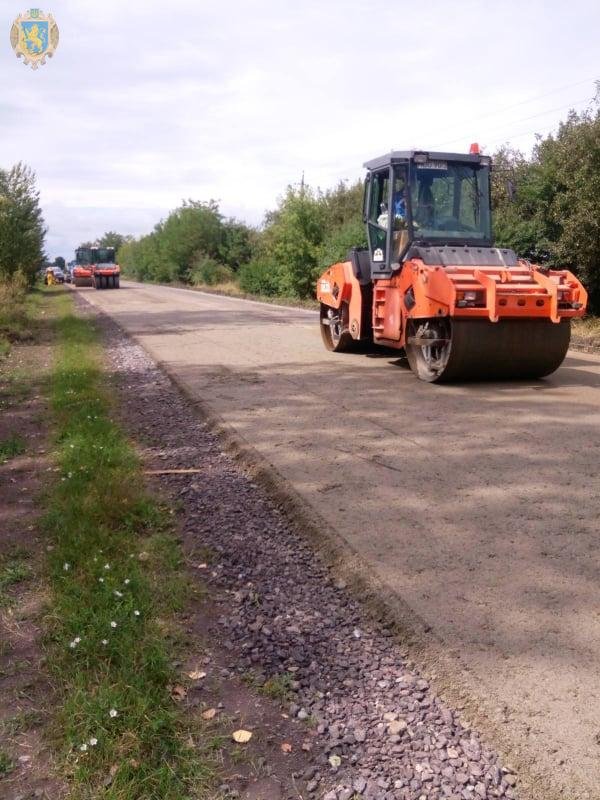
[0,339,66,800]
[78,298,524,800]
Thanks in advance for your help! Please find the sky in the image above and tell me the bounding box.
[1,0,599,259]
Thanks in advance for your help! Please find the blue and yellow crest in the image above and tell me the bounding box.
[10,8,59,70]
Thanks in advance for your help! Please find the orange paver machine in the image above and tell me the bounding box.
[316,148,587,381]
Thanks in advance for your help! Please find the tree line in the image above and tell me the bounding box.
[114,182,366,300]
[100,98,600,314]
[491,100,600,312]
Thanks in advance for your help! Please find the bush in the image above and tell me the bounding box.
[317,219,367,270]
[238,259,285,296]
[189,253,234,286]
[0,270,29,355]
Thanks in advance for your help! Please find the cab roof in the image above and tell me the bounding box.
[363,151,488,171]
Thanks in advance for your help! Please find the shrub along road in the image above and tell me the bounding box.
[77,279,600,800]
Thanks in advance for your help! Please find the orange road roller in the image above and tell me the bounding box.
[72,246,120,289]
[316,148,587,382]
[72,246,94,287]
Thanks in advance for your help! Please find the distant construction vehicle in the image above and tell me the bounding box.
[72,246,120,289]
[316,146,587,382]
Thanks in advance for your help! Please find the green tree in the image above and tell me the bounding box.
[317,218,367,270]
[97,231,133,251]
[320,179,364,233]
[548,106,600,311]
[259,184,326,298]
[219,219,256,269]
[0,162,46,283]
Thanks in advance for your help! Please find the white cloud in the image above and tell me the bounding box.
[1,0,598,258]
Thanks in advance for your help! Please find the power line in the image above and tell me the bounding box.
[484,120,576,149]
[472,75,598,119]
[428,75,598,149]
[431,95,594,149]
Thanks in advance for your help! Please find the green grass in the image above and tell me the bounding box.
[42,289,217,799]
[260,672,294,703]
[0,749,14,775]
[0,557,31,606]
[0,434,26,463]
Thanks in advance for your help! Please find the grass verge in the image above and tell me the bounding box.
[572,316,600,347]
[187,280,319,310]
[43,289,216,798]
[122,275,319,310]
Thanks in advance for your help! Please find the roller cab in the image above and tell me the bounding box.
[317,148,588,382]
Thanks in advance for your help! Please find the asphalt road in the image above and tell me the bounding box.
[80,281,600,799]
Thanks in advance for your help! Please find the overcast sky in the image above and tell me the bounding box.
[1,0,598,259]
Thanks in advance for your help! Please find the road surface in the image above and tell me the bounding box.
[80,281,600,799]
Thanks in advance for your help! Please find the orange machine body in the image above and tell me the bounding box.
[92,262,120,279]
[72,263,93,287]
[316,256,587,349]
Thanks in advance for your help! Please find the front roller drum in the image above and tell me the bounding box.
[405,318,571,383]
[320,302,355,352]
[73,276,93,288]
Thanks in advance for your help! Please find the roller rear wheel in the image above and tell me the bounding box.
[406,318,571,383]
[320,302,354,352]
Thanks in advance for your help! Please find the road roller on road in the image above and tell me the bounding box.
[316,147,587,381]
[72,247,94,287]
[72,246,120,289]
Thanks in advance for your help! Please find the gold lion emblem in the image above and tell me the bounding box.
[10,8,59,70]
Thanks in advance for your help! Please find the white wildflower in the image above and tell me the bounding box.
[124,579,130,585]
[114,590,123,598]
[79,743,88,752]
[69,640,77,649]
[98,577,104,583]
[63,562,70,571]
[101,639,108,645]
[74,636,81,644]
[133,610,140,617]
[110,621,117,628]
[104,563,110,570]
[89,737,98,746]
[109,708,118,718]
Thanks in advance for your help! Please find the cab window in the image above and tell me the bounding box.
[367,171,389,264]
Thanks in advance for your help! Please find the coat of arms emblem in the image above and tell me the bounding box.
[10,8,59,70]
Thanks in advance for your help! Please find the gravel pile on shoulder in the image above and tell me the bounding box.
[104,318,519,800]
